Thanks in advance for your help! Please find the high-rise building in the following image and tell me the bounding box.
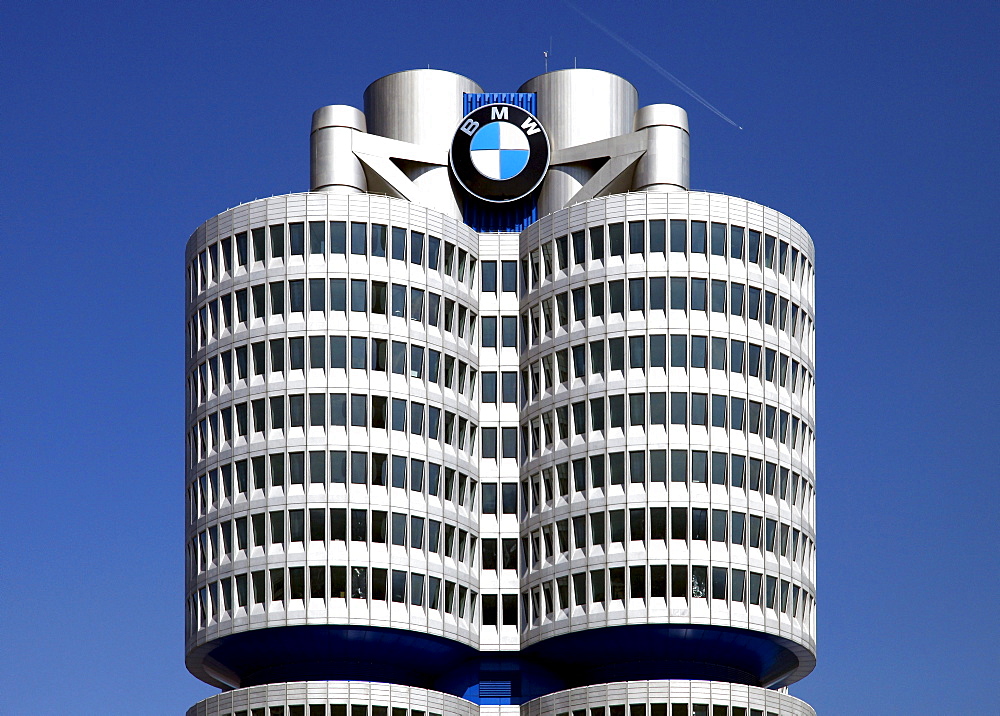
[184,69,816,716]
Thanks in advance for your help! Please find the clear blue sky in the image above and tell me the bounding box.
[3,1,997,713]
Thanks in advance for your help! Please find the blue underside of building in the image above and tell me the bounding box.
[192,624,812,705]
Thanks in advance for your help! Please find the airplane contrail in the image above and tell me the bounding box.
[562,0,743,130]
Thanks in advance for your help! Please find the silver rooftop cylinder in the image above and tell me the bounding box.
[632,103,690,192]
[518,69,639,215]
[310,105,368,194]
[363,69,483,148]
[364,69,483,216]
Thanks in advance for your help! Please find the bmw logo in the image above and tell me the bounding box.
[450,103,550,203]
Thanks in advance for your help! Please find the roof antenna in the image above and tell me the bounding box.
[543,50,548,73]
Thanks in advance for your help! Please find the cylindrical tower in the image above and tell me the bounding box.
[185,68,817,716]
[515,191,816,690]
[184,193,484,690]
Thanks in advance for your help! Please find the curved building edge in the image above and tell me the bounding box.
[188,680,815,716]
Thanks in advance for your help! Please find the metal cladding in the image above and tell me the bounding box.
[309,68,690,227]
[519,70,639,149]
[186,68,816,716]
[310,105,368,194]
[363,69,484,149]
[518,69,641,217]
[362,70,485,218]
[633,104,690,192]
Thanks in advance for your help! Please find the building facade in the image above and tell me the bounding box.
[184,69,817,716]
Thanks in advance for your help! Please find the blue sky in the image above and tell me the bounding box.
[2,1,997,713]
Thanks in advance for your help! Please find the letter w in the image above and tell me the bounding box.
[521,117,541,135]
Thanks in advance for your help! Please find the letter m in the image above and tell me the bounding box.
[491,106,509,120]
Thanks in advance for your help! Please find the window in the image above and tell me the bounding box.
[711,337,726,371]
[572,230,586,265]
[269,225,285,259]
[711,222,726,256]
[642,392,662,426]
[610,395,626,429]
[501,316,517,348]
[691,336,707,368]
[629,278,645,313]
[670,278,687,310]
[309,394,325,427]
[765,234,776,269]
[482,261,497,292]
[234,232,248,268]
[590,340,605,376]
[590,283,604,319]
[665,334,685,368]
[371,224,387,258]
[269,281,284,316]
[350,280,366,312]
[691,394,708,426]
[691,278,706,311]
[371,281,387,315]
[590,397,605,432]
[628,220,644,254]
[350,222,366,255]
[350,395,366,427]
[289,337,304,371]
[482,316,497,348]
[390,227,406,261]
[410,345,424,378]
[501,261,517,292]
[711,280,726,313]
[392,398,406,431]
[391,284,406,318]
[590,225,605,261]
[691,221,707,254]
[629,336,645,369]
[482,372,497,403]
[730,225,744,259]
[608,222,625,258]
[747,230,761,264]
[712,395,727,428]
[502,372,517,403]
[286,223,304,257]
[609,280,625,318]
[306,221,325,255]
[444,243,456,276]
[731,282,745,317]
[482,427,497,459]
[670,220,686,253]
[502,427,518,459]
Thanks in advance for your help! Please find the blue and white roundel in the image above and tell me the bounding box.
[450,103,549,203]
[469,121,530,180]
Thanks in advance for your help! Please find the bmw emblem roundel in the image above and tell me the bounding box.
[450,103,550,203]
